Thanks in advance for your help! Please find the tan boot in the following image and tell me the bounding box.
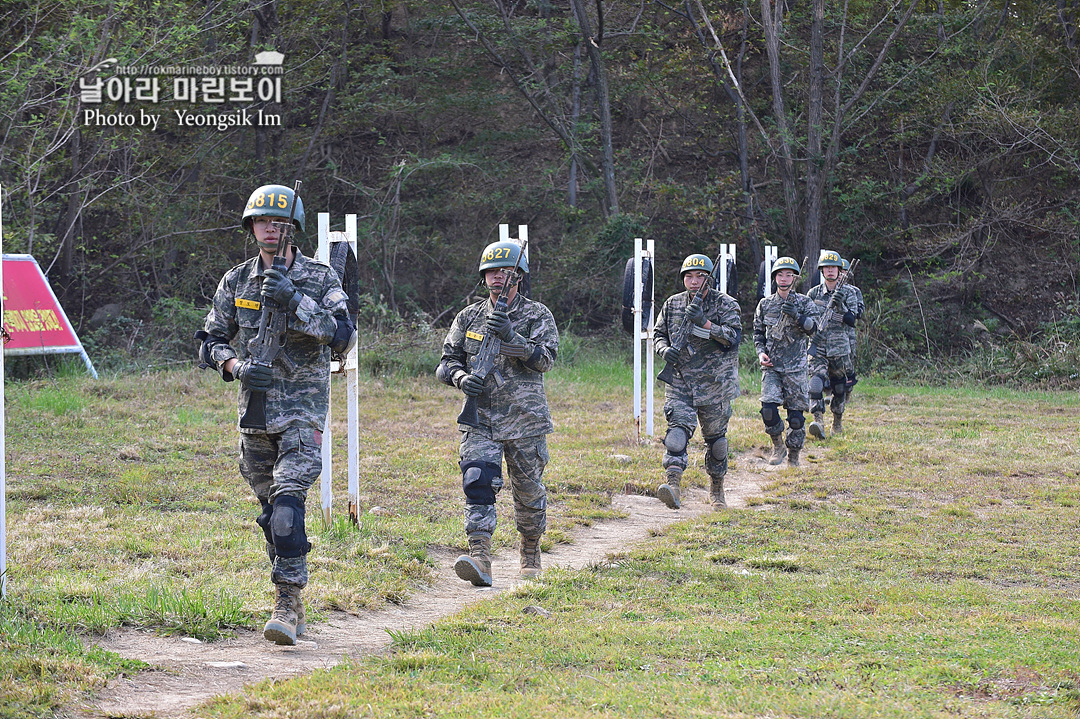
[263,583,301,645]
[768,433,787,465]
[787,447,801,467]
[520,535,542,578]
[454,533,493,587]
[656,468,682,509]
[709,476,727,509]
[293,589,306,636]
[832,413,843,436]
[808,412,826,440]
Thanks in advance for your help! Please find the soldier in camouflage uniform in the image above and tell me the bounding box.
[806,250,860,439]
[752,256,817,467]
[653,254,742,510]
[841,258,864,397]
[197,184,356,646]
[437,240,559,587]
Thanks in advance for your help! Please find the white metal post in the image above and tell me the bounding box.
[316,212,362,526]
[344,214,360,525]
[645,239,655,437]
[632,238,656,440]
[1,185,7,598]
[633,238,642,441]
[764,246,778,297]
[318,213,333,525]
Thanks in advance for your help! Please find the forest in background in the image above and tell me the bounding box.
[2,0,1079,382]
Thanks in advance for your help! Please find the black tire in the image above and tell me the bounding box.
[621,256,653,334]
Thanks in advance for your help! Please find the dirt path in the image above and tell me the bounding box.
[84,459,769,718]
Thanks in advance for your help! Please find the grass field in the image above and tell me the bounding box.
[1,340,1078,718]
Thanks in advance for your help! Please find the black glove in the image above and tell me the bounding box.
[842,310,857,327]
[661,346,681,365]
[233,359,273,391]
[781,298,797,317]
[458,373,485,397]
[685,303,706,327]
[485,309,514,342]
[262,268,302,311]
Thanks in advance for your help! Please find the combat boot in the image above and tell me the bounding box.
[293,589,306,636]
[263,583,301,645]
[520,535,542,578]
[808,412,826,440]
[768,433,787,465]
[832,413,843,436]
[787,446,801,468]
[454,533,493,587]
[656,468,682,509]
[709,476,727,509]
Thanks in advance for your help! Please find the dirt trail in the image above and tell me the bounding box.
[85,459,771,718]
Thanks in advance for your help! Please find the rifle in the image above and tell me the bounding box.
[456,237,529,429]
[239,180,302,430]
[765,255,808,345]
[656,251,725,386]
[815,258,860,333]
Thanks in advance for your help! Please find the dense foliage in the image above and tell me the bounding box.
[1,0,1078,380]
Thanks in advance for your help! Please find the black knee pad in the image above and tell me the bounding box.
[664,427,690,454]
[256,501,274,546]
[787,410,805,430]
[704,435,728,476]
[809,374,825,399]
[461,460,501,505]
[704,435,727,460]
[831,376,848,396]
[846,372,857,391]
[760,403,782,430]
[270,495,311,559]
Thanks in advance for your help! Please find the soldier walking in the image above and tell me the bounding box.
[653,254,742,510]
[752,256,817,467]
[197,184,356,645]
[437,240,559,587]
[807,250,860,439]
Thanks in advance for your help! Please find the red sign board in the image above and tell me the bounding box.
[2,254,82,353]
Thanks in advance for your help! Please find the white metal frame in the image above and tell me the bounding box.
[317,212,361,526]
[1,187,7,597]
[632,237,656,440]
[499,223,529,262]
[764,245,779,297]
[717,243,736,295]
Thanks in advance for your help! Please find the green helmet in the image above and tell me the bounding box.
[680,253,714,277]
[242,184,305,234]
[818,249,843,268]
[478,241,528,274]
[771,256,801,277]
[841,258,851,271]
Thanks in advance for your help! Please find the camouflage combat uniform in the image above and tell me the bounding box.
[441,292,559,539]
[202,249,350,587]
[654,288,742,484]
[753,291,817,452]
[806,281,860,418]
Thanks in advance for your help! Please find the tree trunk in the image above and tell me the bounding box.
[60,128,81,286]
[760,0,803,248]
[802,0,826,284]
[569,41,584,208]
[570,0,618,217]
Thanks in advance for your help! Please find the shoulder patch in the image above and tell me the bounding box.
[324,288,347,305]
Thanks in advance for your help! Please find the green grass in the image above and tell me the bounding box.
[2,339,1079,717]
